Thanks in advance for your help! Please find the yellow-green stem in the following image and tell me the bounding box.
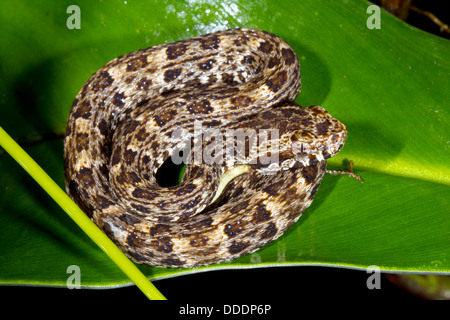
[0,126,166,300]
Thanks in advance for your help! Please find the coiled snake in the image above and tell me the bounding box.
[64,29,348,268]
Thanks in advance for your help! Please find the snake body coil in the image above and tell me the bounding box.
[64,29,347,268]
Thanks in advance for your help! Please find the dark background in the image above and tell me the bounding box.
[376,0,450,40]
[1,266,417,301]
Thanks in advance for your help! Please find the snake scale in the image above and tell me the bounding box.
[64,29,347,268]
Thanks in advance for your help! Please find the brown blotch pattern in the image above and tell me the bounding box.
[153,108,178,127]
[173,183,197,196]
[267,56,279,68]
[260,222,277,239]
[258,40,273,53]
[316,120,332,135]
[126,54,149,72]
[96,71,114,89]
[221,73,238,85]
[75,132,90,151]
[224,222,246,238]
[301,164,319,185]
[135,127,148,141]
[190,235,209,247]
[242,55,255,64]
[198,58,216,70]
[200,35,221,50]
[252,205,271,223]
[122,120,141,136]
[262,179,286,196]
[98,119,108,136]
[113,92,126,107]
[265,70,287,92]
[186,99,213,114]
[281,48,296,65]
[230,96,254,109]
[166,43,188,60]
[164,68,182,82]
[132,187,154,200]
[228,241,250,254]
[123,149,137,165]
[136,77,152,91]
[76,167,95,187]
[161,258,184,266]
[150,224,171,236]
[119,213,140,225]
[179,195,202,210]
[73,100,91,119]
[152,237,173,253]
[130,203,151,213]
[233,35,249,46]
[96,195,115,209]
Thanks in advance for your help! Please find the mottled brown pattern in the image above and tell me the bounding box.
[260,222,277,239]
[166,43,188,60]
[230,96,254,109]
[200,35,221,50]
[224,222,247,238]
[189,235,209,247]
[97,71,114,88]
[229,241,250,254]
[186,99,213,114]
[163,68,182,82]
[281,48,296,65]
[75,132,89,151]
[258,41,273,53]
[113,92,125,107]
[152,237,174,253]
[198,59,216,70]
[136,77,152,91]
[265,70,288,92]
[126,54,149,72]
[132,188,154,200]
[72,100,91,119]
[64,29,348,268]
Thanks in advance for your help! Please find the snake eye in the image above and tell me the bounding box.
[291,139,312,157]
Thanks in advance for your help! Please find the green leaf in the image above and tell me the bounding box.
[0,0,448,287]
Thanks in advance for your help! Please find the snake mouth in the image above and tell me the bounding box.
[290,131,346,165]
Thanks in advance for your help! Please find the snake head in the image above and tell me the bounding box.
[254,105,347,174]
[258,105,347,170]
[288,105,347,167]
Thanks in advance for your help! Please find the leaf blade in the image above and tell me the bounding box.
[0,0,449,287]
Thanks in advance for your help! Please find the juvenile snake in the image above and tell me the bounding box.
[64,29,347,268]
